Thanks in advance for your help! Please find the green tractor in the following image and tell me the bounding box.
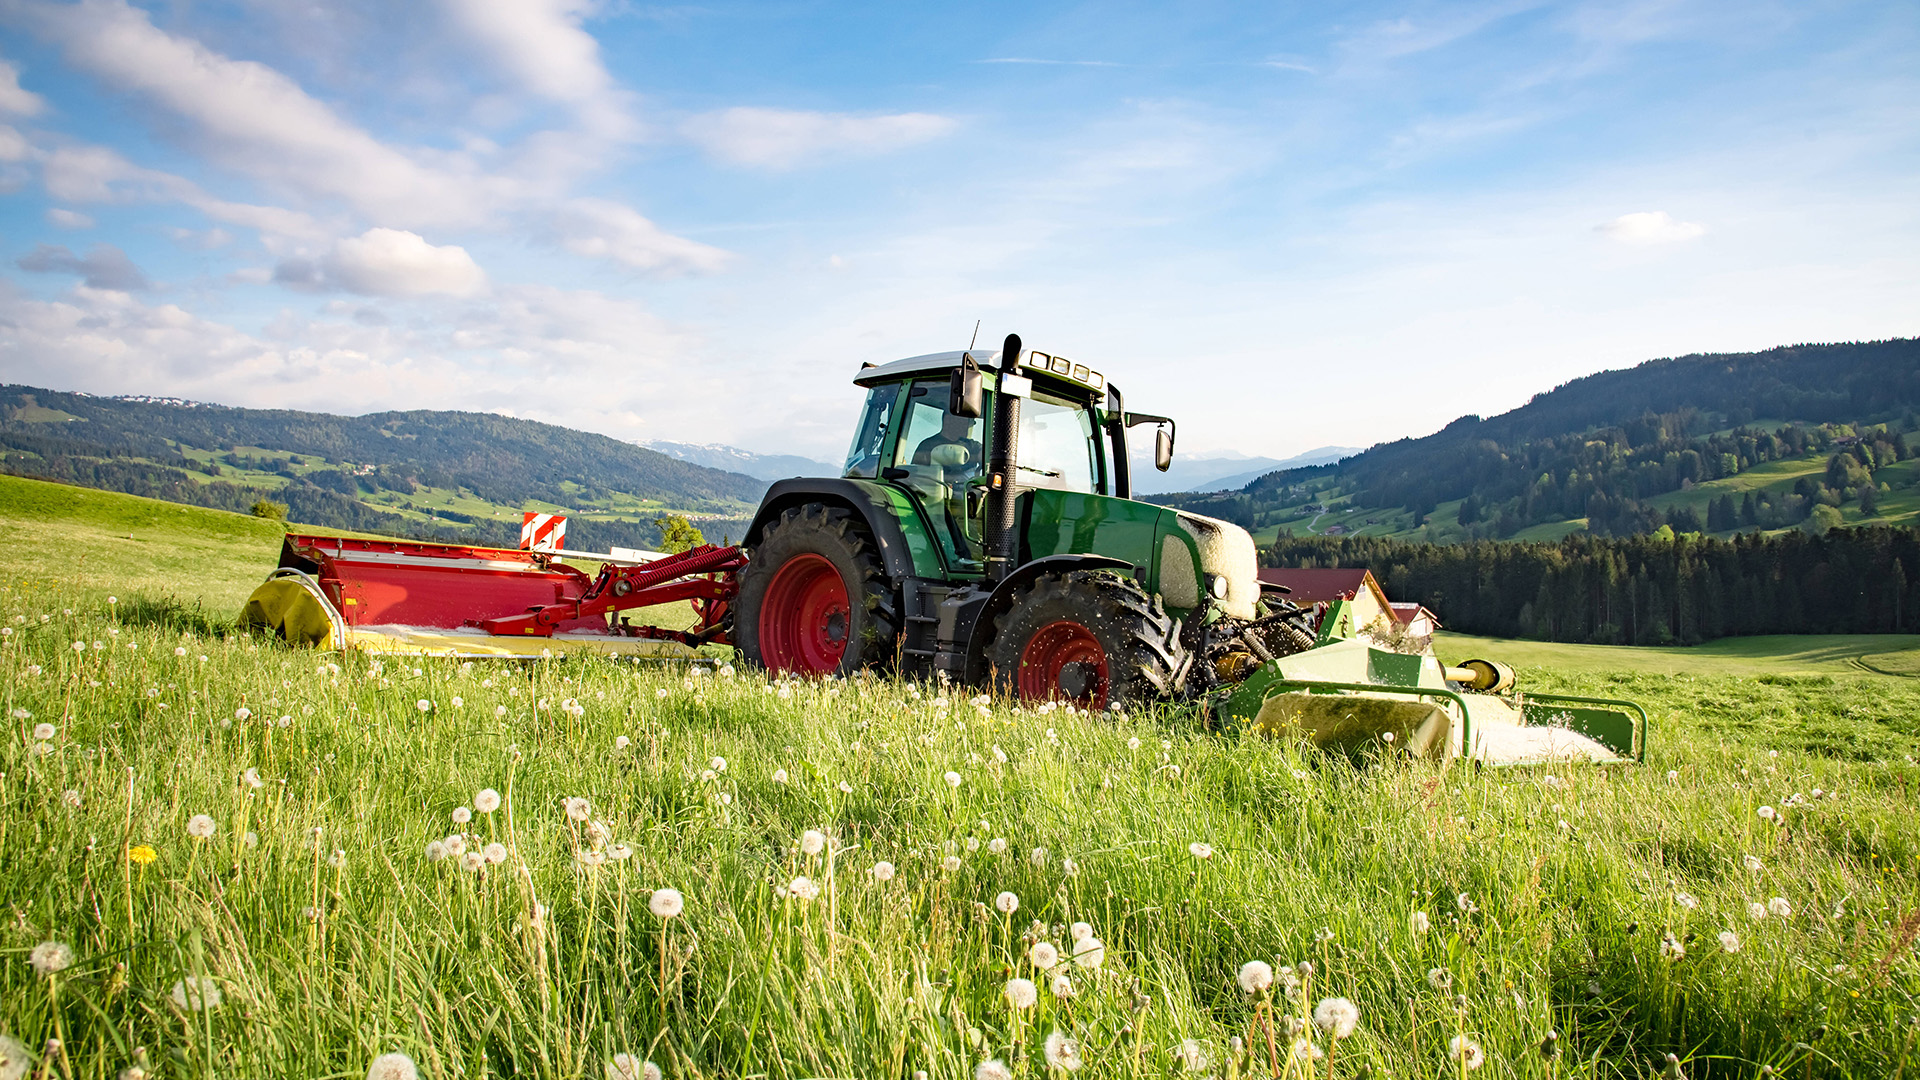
[732,333,1312,708]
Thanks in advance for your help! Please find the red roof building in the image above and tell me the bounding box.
[1257,568,1396,633]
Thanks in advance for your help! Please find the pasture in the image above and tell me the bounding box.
[2,475,1917,1079]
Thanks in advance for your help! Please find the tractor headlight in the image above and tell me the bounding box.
[1207,573,1229,600]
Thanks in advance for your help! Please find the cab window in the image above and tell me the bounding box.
[842,383,902,479]
[1017,390,1101,494]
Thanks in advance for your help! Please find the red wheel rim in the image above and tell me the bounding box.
[1017,619,1109,709]
[758,554,851,674]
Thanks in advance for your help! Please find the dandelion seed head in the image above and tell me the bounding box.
[608,843,632,861]
[772,768,788,784]
[1238,959,1274,994]
[1188,841,1214,860]
[32,722,55,741]
[1174,1038,1207,1071]
[800,829,827,856]
[1675,891,1698,910]
[442,834,466,858]
[1757,805,1776,820]
[0,1035,28,1080]
[1427,967,1452,990]
[186,814,216,840]
[1768,896,1793,918]
[1449,1035,1485,1070]
[461,851,485,872]
[1313,997,1359,1039]
[451,806,472,825]
[1004,977,1038,1009]
[1747,901,1767,921]
[475,789,501,814]
[170,976,222,1011]
[1743,854,1763,874]
[785,876,820,901]
[1410,910,1431,934]
[868,860,896,882]
[29,940,74,976]
[366,1052,418,1080]
[940,854,961,872]
[329,849,346,869]
[1049,972,1074,997]
[975,1060,1012,1080]
[483,842,508,865]
[1660,932,1685,961]
[563,797,591,822]
[942,770,962,788]
[649,888,685,918]
[994,891,1019,915]
[1030,941,1060,969]
[1719,930,1740,953]
[1043,1030,1082,1072]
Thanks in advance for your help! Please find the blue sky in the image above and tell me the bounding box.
[0,0,1914,463]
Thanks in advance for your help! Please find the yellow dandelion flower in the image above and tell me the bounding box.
[128,844,157,865]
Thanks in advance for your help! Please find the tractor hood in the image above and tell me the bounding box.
[1172,511,1259,620]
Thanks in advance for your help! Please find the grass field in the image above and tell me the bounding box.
[3,475,1918,1079]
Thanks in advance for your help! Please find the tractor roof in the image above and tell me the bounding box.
[855,349,1110,398]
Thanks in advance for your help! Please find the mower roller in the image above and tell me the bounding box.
[241,333,1646,764]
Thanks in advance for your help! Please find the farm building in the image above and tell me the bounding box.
[1256,567,1397,635]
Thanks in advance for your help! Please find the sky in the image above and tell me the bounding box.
[0,0,1915,464]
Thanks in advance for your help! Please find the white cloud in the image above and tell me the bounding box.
[310,228,489,298]
[39,143,331,243]
[45,207,93,228]
[17,242,148,290]
[552,198,731,275]
[16,0,489,227]
[0,58,44,116]
[438,0,633,139]
[682,107,957,169]
[0,124,30,162]
[1597,210,1707,245]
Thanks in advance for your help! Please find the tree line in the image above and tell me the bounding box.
[1266,528,1920,644]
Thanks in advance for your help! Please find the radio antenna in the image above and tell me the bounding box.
[967,319,981,351]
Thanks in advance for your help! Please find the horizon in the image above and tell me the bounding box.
[1,1,1915,460]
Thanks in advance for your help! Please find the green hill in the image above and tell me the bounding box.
[1,385,768,550]
[1159,339,1920,544]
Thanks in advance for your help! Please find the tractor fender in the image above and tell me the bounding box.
[746,478,923,583]
[964,553,1134,682]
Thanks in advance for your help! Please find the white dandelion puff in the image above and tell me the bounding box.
[1174,1038,1208,1071]
[1070,920,1092,942]
[1743,855,1763,874]
[1675,892,1698,910]
[976,1061,1012,1080]
[649,888,685,918]
[608,843,633,861]
[943,770,962,788]
[1768,896,1793,918]
[1660,932,1685,960]
[1747,901,1767,922]
[800,829,827,856]
[1030,941,1060,969]
[606,1055,661,1080]
[785,876,820,901]
[1004,977,1038,1008]
[1067,935,1104,969]
[1449,1035,1485,1070]
[242,767,264,789]
[772,768,789,784]
[1410,910,1431,934]
[425,840,448,862]
[329,849,347,869]
[563,797,591,822]
[170,976,222,1011]
[442,835,466,858]
[1238,960,1274,994]
[29,940,74,976]
[1456,892,1478,914]
[1049,972,1075,998]
[941,855,961,872]
[186,815,216,840]
[1188,842,1214,860]
[1031,846,1050,868]
[1313,997,1358,1039]
[366,1052,418,1080]
[32,722,56,741]
[578,850,607,868]
[461,851,485,872]
[1427,967,1452,990]
[1756,805,1776,821]
[452,807,472,825]
[1042,1030,1082,1072]
[870,861,895,881]
[1718,930,1741,953]
[994,891,1020,915]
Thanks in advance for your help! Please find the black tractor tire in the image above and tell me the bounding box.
[736,503,899,677]
[987,570,1187,709]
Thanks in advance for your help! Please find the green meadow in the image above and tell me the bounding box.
[2,475,1917,1079]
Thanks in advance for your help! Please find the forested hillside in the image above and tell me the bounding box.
[0,386,764,549]
[1161,339,1920,544]
[1270,528,1920,645]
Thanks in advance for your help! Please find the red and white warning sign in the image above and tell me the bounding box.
[520,513,567,552]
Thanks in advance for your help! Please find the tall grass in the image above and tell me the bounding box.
[2,580,1917,1079]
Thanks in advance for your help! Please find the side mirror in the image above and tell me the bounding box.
[950,355,983,418]
[1155,425,1173,471]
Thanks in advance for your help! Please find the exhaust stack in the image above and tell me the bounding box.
[984,332,1025,583]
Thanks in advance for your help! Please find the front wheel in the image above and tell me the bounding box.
[735,503,899,676]
[988,570,1186,710]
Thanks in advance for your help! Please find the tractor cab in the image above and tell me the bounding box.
[841,349,1145,576]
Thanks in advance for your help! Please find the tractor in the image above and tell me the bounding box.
[243,333,1648,764]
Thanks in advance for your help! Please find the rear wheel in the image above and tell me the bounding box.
[736,503,899,676]
[988,570,1186,709]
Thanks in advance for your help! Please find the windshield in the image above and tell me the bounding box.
[842,383,901,479]
[1017,391,1100,494]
